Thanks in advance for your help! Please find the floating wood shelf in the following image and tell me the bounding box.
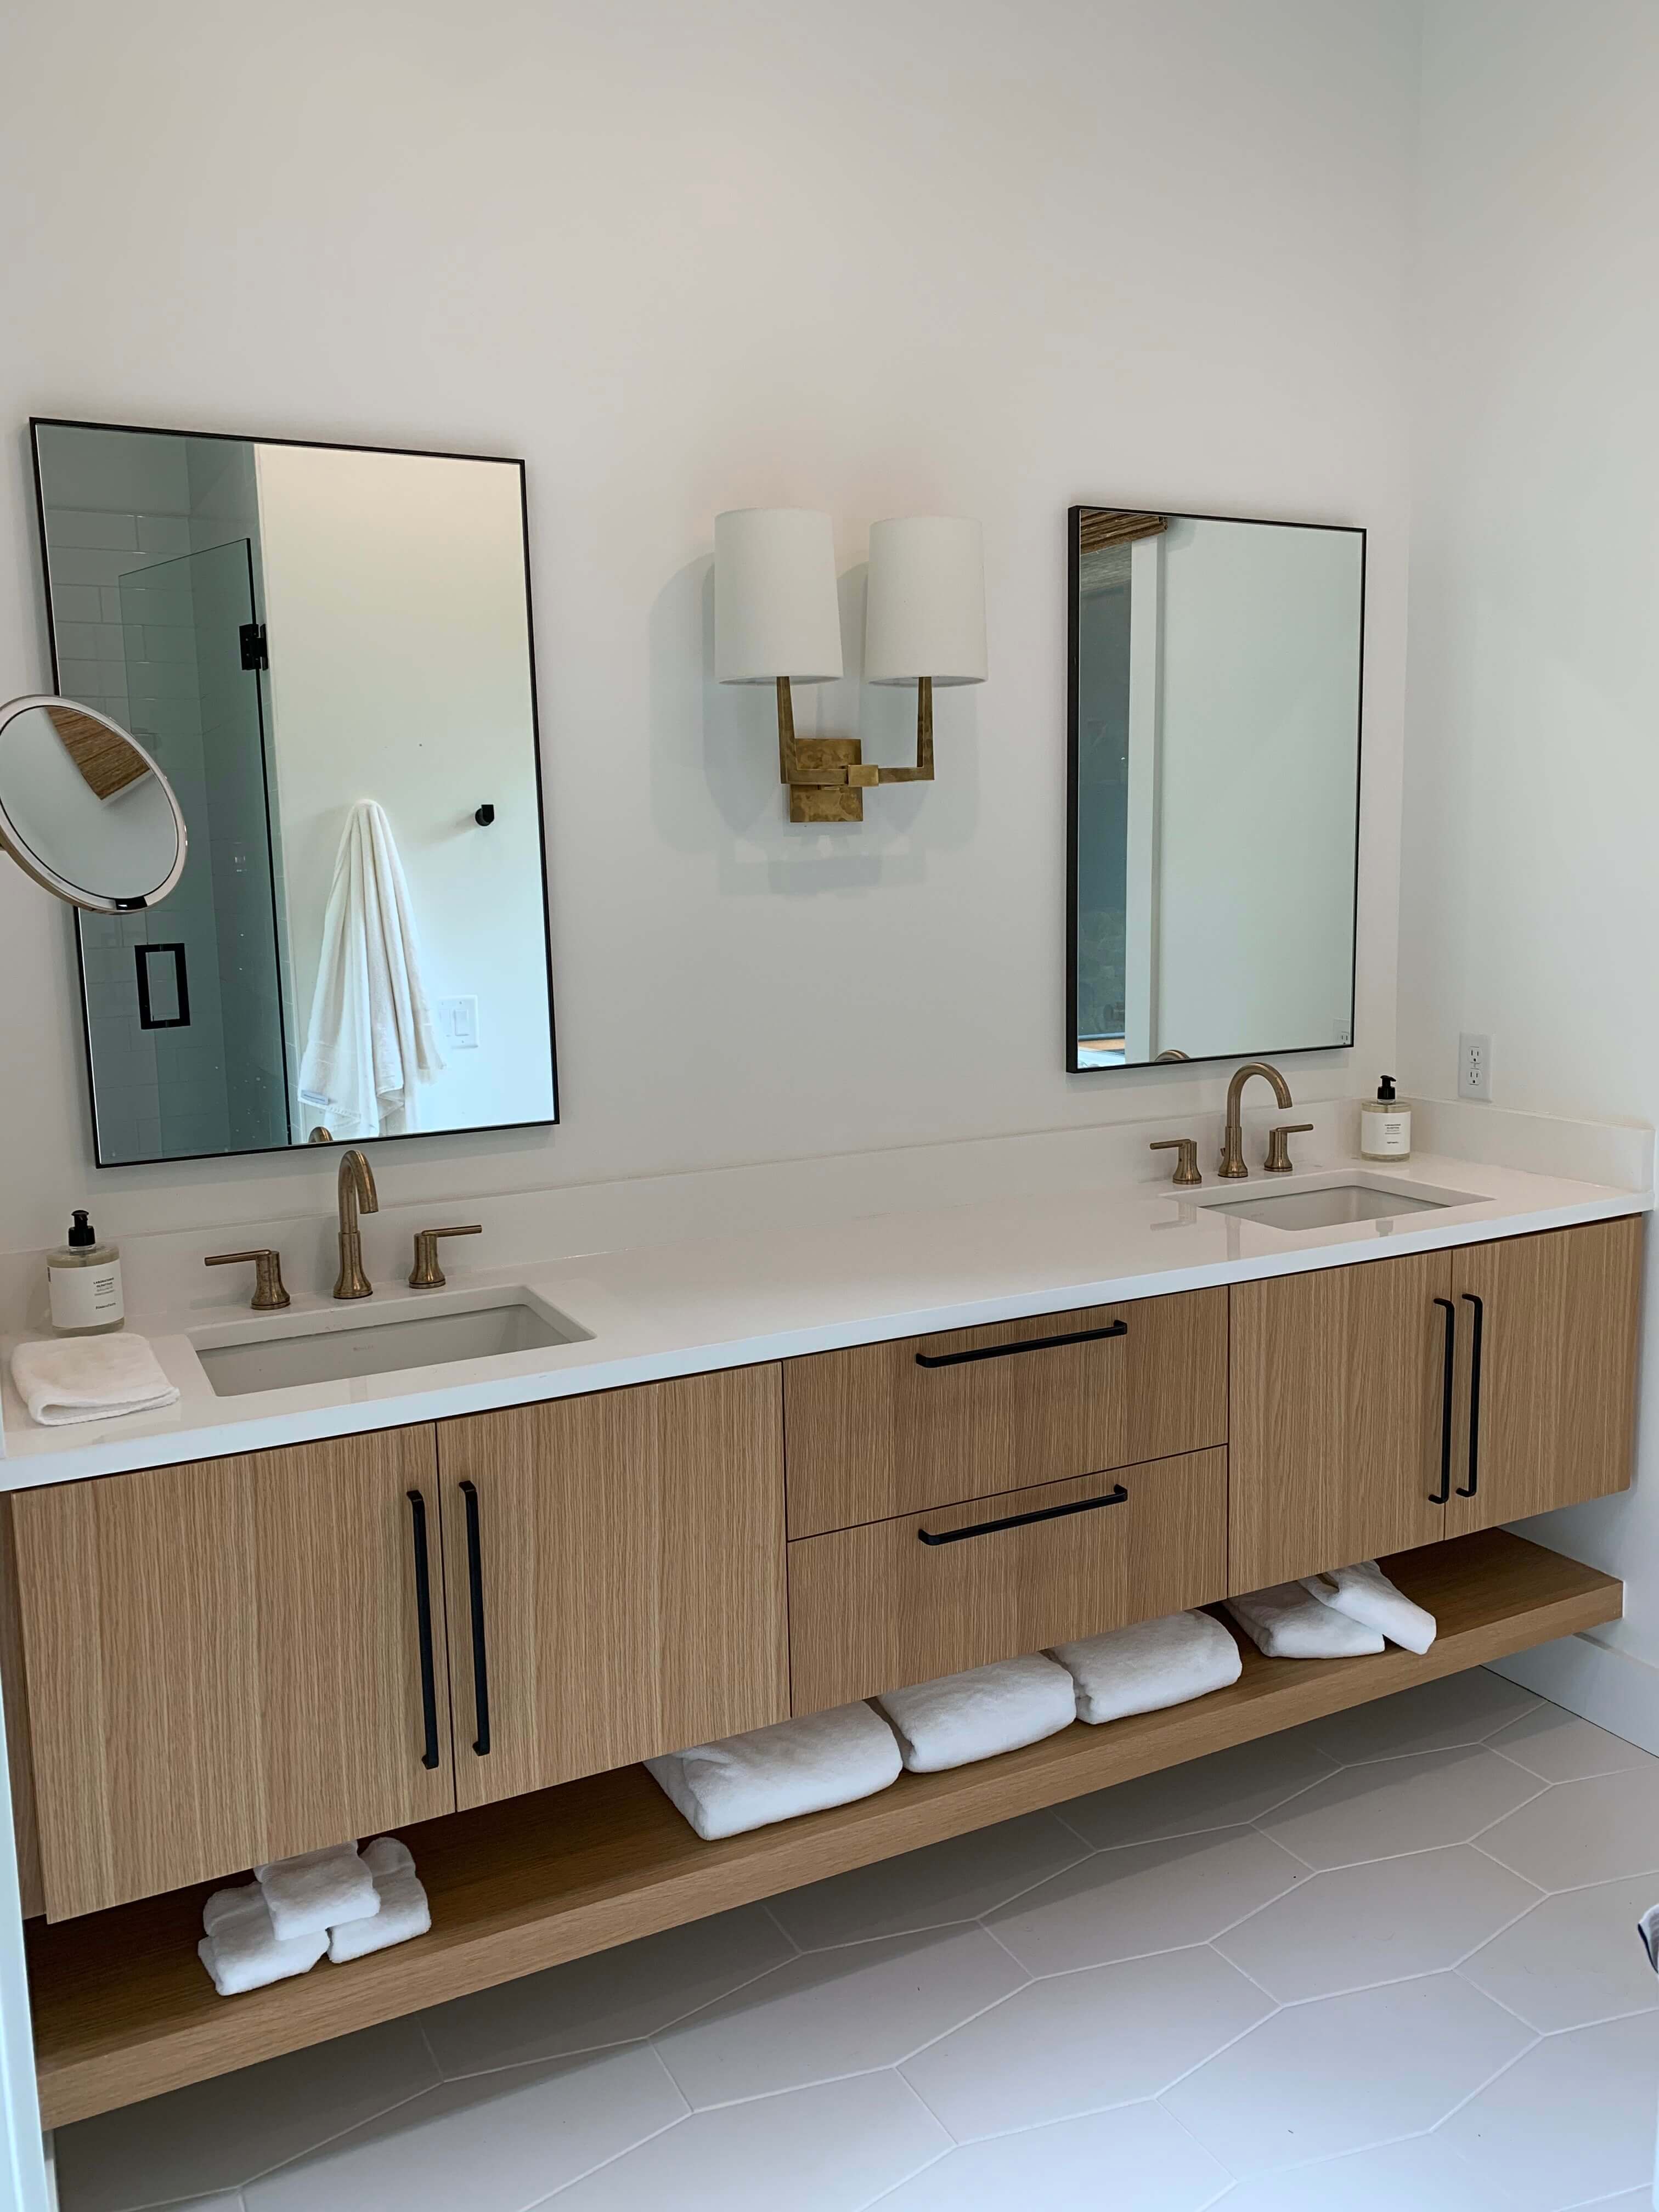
[30,1530,1620,2129]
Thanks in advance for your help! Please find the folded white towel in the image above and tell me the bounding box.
[9,1333,179,1427]
[1226,1583,1386,1660]
[256,1841,380,1942]
[328,1836,431,1963]
[1301,1560,1438,1655]
[198,1881,327,1996]
[876,1654,1077,1774]
[647,1702,902,1841]
[1051,1610,1243,1724]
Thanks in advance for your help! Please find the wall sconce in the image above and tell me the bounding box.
[714,508,986,823]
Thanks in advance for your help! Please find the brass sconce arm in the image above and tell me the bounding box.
[775,676,934,824]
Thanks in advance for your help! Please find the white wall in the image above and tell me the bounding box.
[1400,2,1659,1685]
[253,443,554,1138]
[0,0,1418,1254]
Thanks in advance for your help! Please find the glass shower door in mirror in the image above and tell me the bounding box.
[1067,508,1363,1071]
[32,419,558,1163]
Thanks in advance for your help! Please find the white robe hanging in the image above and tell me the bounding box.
[298,800,444,1139]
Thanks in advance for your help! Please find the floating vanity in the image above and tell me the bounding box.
[0,1119,1644,2128]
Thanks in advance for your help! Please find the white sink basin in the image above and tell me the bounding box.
[1197,1175,1480,1232]
[191,1291,585,1398]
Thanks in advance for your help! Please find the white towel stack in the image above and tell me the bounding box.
[1301,1560,1438,1655]
[1226,1582,1387,1659]
[198,1882,328,1997]
[199,1837,431,1996]
[9,1333,179,1427]
[875,1655,1077,1773]
[647,1702,902,1841]
[256,1841,379,1942]
[328,1837,432,1962]
[1051,1610,1243,1724]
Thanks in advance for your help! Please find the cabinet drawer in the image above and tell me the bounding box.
[783,1289,1227,1538]
[788,1446,1228,1714]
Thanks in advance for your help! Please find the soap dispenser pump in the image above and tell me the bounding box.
[46,1209,125,1335]
[1360,1076,1412,1163]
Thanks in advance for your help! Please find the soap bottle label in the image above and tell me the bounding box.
[48,1261,124,1331]
[1362,1109,1411,1159]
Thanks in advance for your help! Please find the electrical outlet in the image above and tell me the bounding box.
[1459,1031,1492,1102]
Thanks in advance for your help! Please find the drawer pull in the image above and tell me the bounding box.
[460,1480,492,1756]
[917,1483,1129,1545]
[405,1489,442,1771]
[1458,1291,1485,1500]
[915,1319,1128,1370]
[1430,1297,1456,1506]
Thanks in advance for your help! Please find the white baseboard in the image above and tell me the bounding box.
[1488,1631,1659,1756]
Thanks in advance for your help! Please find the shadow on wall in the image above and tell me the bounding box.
[645,556,981,898]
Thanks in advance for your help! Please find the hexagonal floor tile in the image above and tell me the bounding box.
[900,1945,1272,2140]
[1304,1669,1541,1763]
[872,2100,1230,2209]
[653,1923,1025,2108]
[1487,1702,1654,1784]
[1207,2130,1519,2210]
[548,2073,950,2211]
[988,1824,1305,1974]
[1259,1745,1543,1869]
[1458,1871,1659,2032]
[1060,1726,1338,1849]
[1437,2011,1659,2210]
[1479,1764,1659,1890]
[768,1809,1087,1950]
[243,2044,686,2212]
[1214,1844,1539,2002]
[57,2016,439,2210]
[420,1902,794,2077]
[1161,1972,1532,2176]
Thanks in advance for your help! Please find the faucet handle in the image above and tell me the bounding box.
[1263,1122,1314,1175]
[409,1224,483,1289]
[1149,1138,1203,1188]
[205,1248,291,1310]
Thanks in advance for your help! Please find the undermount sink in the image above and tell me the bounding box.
[191,1293,585,1398]
[1198,1177,1478,1232]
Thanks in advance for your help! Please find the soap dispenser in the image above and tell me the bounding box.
[46,1209,125,1335]
[1360,1076,1411,1163]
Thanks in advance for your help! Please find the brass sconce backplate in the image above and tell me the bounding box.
[777,678,933,823]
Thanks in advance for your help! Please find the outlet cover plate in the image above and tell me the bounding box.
[1459,1030,1492,1102]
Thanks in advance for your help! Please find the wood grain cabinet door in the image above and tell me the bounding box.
[1448,1218,1641,1534]
[437,1367,789,1812]
[1229,1250,1457,1592]
[13,1430,455,1922]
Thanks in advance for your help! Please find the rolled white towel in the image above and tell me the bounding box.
[1051,1610,1242,1725]
[647,1702,901,1841]
[1301,1560,1437,1655]
[256,1841,379,1942]
[876,1654,1076,1774]
[329,1837,431,1963]
[1226,1582,1386,1660]
[198,1881,327,1996]
[9,1333,179,1427]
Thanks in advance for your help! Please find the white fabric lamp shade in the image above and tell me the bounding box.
[864,516,987,686]
[714,509,844,684]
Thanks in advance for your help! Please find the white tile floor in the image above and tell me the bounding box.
[56,1667,1659,2211]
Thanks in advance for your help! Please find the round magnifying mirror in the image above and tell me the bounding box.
[0,695,187,911]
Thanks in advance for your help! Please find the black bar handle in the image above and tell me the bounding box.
[1430,1297,1456,1505]
[460,1479,492,1756]
[916,1319,1127,1370]
[1458,1291,1485,1499]
[918,1482,1129,1546]
[406,1489,441,1770]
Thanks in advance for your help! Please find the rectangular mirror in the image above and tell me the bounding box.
[31,419,557,1163]
[1066,506,1363,1070]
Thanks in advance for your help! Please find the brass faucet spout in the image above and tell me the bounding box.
[334,1148,379,1299]
[1218,1062,1294,1180]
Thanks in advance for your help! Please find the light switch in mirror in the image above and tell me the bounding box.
[31,419,558,1165]
[1067,507,1363,1071]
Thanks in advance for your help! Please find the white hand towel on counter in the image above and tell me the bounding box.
[647,1702,902,1841]
[256,1841,380,1943]
[328,1836,431,1963]
[298,799,444,1141]
[198,1881,328,1997]
[1301,1559,1437,1655]
[1051,1610,1243,1725]
[9,1334,179,1427]
[1226,1583,1386,1660]
[875,1654,1076,1774]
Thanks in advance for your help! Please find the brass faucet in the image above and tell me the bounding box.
[1218,1062,1294,1179]
[334,1148,379,1299]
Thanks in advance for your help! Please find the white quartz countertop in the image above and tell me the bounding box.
[1,1137,1649,1492]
